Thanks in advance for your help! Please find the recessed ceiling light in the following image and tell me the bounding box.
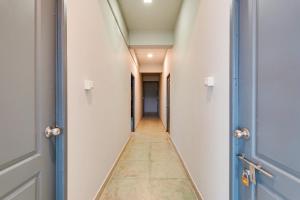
[144,0,152,4]
[147,53,153,58]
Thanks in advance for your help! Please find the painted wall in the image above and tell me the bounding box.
[131,57,143,129]
[129,30,174,48]
[140,64,163,73]
[67,0,142,199]
[160,50,172,127]
[160,0,231,199]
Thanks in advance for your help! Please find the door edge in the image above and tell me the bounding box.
[56,0,68,199]
[230,0,240,200]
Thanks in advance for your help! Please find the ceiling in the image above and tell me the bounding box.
[134,48,167,65]
[117,0,181,67]
[118,0,183,31]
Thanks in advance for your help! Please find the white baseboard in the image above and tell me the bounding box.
[93,133,204,200]
[93,135,132,200]
[169,137,205,200]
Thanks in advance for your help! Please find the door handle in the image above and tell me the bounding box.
[45,126,62,138]
[237,154,273,179]
[234,128,250,139]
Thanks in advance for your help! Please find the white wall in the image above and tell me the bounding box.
[139,64,163,73]
[67,0,142,199]
[160,50,172,127]
[129,30,174,48]
[160,0,231,199]
[131,57,143,129]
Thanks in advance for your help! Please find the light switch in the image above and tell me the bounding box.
[204,76,215,87]
[84,80,94,91]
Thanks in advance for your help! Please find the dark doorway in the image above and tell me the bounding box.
[143,81,159,117]
[166,74,170,132]
[131,74,135,132]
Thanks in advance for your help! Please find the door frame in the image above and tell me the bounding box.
[166,74,171,133]
[143,81,160,117]
[230,0,240,199]
[131,74,135,132]
[56,0,68,199]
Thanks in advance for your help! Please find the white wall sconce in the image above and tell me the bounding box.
[204,76,215,87]
[84,80,94,91]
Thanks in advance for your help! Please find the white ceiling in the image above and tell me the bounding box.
[118,0,181,67]
[134,48,167,65]
[118,0,183,31]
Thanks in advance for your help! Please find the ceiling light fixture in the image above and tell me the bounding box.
[144,0,152,4]
[147,53,153,58]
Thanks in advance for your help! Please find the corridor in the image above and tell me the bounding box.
[98,118,199,200]
[1,0,300,199]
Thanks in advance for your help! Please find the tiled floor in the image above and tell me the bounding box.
[98,117,199,200]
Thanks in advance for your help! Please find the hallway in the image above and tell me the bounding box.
[98,118,199,200]
[2,0,300,199]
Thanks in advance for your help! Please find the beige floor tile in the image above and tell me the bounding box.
[150,160,187,179]
[98,118,199,200]
[150,141,179,161]
[151,142,173,150]
[120,146,150,161]
[99,179,151,200]
[131,135,169,144]
[150,148,179,161]
[113,160,150,179]
[128,136,152,145]
[150,179,198,200]
[125,138,151,150]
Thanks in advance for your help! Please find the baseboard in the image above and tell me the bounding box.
[93,135,132,200]
[93,132,204,200]
[169,137,205,200]
[135,117,142,130]
[159,116,167,131]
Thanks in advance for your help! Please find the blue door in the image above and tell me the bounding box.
[233,0,300,199]
[0,0,56,199]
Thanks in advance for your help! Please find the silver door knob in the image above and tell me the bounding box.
[45,126,62,138]
[234,128,250,139]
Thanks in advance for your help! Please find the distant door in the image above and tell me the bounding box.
[233,0,300,199]
[166,75,171,132]
[131,74,135,131]
[0,0,56,199]
[143,82,159,117]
